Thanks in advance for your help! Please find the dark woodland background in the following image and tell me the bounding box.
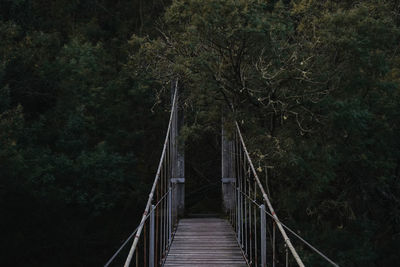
[1,0,399,266]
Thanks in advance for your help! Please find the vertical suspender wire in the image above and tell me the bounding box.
[171,91,176,231]
[231,132,234,227]
[160,151,164,263]
[164,131,167,254]
[168,130,174,227]
[237,190,239,239]
[235,121,305,267]
[238,133,242,245]
[166,129,170,246]
[242,152,246,252]
[246,159,249,256]
[254,180,258,266]
[230,191,233,225]
[166,126,169,244]
[165,153,167,252]
[168,186,172,246]
[244,156,248,257]
[171,183,175,231]
[164,133,167,257]
[168,127,173,234]
[165,128,168,252]
[238,133,241,237]
[235,132,238,235]
[155,184,159,265]
[234,139,237,229]
[238,146,244,248]
[249,178,253,264]
[235,133,239,236]
[242,145,245,250]
[231,136,235,228]
[239,144,242,248]
[164,133,168,249]
[236,131,240,236]
[243,155,247,255]
[235,132,240,242]
[173,97,177,224]
[273,222,276,267]
[160,160,164,263]
[162,146,166,259]
[242,146,246,250]
[230,136,233,226]
[166,95,175,257]
[235,135,238,233]
[170,133,173,226]
[124,81,178,267]
[169,92,174,234]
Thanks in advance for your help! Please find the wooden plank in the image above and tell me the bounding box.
[164,218,247,267]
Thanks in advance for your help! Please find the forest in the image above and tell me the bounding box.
[1,0,399,266]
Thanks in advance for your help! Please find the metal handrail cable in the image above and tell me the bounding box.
[236,187,340,267]
[235,121,305,267]
[104,184,174,267]
[123,80,179,267]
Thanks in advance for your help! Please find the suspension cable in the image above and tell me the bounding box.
[104,186,174,267]
[235,121,305,267]
[237,187,340,267]
[123,80,179,267]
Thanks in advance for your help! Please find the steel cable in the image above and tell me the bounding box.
[237,188,340,267]
[104,184,174,267]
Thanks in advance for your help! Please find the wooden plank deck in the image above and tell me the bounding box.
[164,218,247,267]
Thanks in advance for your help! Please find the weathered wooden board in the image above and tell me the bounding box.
[164,218,247,267]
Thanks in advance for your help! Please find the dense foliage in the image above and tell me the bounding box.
[0,0,171,266]
[134,0,400,266]
[1,0,399,266]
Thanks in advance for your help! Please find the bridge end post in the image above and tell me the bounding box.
[222,118,235,213]
[171,80,185,218]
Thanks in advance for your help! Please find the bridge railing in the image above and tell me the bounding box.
[121,80,180,267]
[229,121,339,267]
[228,120,303,267]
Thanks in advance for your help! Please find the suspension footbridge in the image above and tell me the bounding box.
[104,80,339,267]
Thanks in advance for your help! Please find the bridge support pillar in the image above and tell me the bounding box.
[171,80,185,217]
[222,119,235,213]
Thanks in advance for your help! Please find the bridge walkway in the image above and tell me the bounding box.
[164,218,247,267]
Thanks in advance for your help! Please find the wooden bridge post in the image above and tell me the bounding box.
[222,117,235,213]
[171,80,185,217]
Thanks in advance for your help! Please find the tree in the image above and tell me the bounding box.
[133,0,400,265]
